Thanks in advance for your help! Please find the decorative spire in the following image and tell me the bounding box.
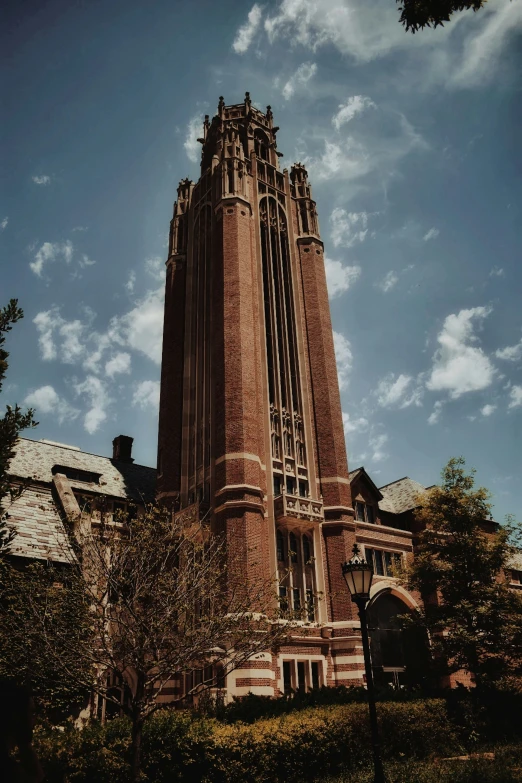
[218,96,225,117]
[245,91,252,110]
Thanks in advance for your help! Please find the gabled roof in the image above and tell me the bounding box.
[348,466,383,500]
[9,438,156,503]
[378,476,426,515]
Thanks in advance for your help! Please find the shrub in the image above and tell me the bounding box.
[34,699,462,783]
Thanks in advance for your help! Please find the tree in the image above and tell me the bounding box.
[397,0,486,33]
[405,457,522,686]
[12,502,296,781]
[0,299,37,555]
[0,559,94,721]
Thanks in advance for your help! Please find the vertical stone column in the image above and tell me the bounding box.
[212,198,270,599]
[157,255,187,503]
[296,237,356,622]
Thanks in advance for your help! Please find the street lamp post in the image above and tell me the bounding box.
[342,544,387,783]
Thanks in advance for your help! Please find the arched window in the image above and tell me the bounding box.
[276,529,285,562]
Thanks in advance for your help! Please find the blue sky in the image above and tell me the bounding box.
[2,0,521,522]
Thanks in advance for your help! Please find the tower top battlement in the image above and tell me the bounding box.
[197,92,283,171]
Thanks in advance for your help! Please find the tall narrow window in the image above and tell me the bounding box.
[276,530,285,562]
[283,661,292,694]
[289,533,298,563]
[297,661,306,691]
[303,535,312,564]
[311,662,320,690]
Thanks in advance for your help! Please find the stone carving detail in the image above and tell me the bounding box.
[270,404,281,459]
[282,408,293,458]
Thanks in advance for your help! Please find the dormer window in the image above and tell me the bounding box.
[355,501,376,524]
[52,464,101,484]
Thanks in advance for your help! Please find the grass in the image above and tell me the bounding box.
[328,744,522,783]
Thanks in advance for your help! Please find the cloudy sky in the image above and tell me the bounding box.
[2,0,521,521]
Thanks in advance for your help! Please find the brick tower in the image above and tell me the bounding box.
[158,94,361,694]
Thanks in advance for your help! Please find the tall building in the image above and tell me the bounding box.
[156,94,425,696]
[10,95,517,703]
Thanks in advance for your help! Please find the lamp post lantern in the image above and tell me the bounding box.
[342,544,387,783]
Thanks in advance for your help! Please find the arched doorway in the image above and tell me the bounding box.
[367,590,430,688]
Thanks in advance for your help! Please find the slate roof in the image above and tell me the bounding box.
[507,551,522,571]
[378,477,426,515]
[9,438,157,502]
[6,485,73,563]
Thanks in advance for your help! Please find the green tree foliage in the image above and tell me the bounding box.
[0,559,94,721]
[0,299,37,555]
[397,0,486,33]
[405,457,522,685]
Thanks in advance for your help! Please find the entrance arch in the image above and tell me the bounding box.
[367,589,430,688]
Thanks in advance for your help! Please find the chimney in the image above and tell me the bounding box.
[112,435,134,463]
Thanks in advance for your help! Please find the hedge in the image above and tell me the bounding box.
[34,699,463,783]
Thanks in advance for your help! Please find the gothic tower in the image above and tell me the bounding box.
[157,94,356,655]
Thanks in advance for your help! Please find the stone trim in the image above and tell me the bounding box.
[215,452,267,470]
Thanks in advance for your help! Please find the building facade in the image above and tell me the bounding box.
[156,94,426,697]
[8,96,521,704]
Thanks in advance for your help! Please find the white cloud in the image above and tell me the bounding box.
[232,4,263,53]
[333,330,353,390]
[24,385,79,424]
[132,380,160,411]
[105,352,131,378]
[376,373,422,408]
[184,115,203,163]
[33,308,63,361]
[489,266,505,277]
[427,400,444,425]
[423,227,440,241]
[330,208,369,248]
[508,385,522,409]
[32,175,51,185]
[33,308,90,364]
[72,226,88,232]
[332,95,375,131]
[299,104,426,191]
[114,286,165,364]
[145,255,165,281]
[0,217,8,231]
[73,376,111,434]
[30,240,73,277]
[282,62,317,100]
[125,270,136,294]
[325,257,361,298]
[377,271,399,293]
[302,136,371,183]
[495,337,522,362]
[481,404,496,416]
[342,411,369,435]
[79,254,96,268]
[34,286,164,373]
[450,0,522,88]
[263,0,522,89]
[426,306,496,399]
[370,432,388,462]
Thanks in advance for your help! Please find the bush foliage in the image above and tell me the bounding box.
[34,699,462,783]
